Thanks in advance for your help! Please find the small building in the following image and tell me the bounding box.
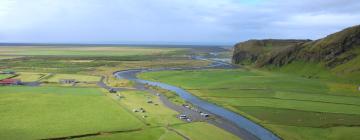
[59,79,76,84]
[0,79,21,85]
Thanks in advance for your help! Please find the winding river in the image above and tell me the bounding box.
[115,58,280,140]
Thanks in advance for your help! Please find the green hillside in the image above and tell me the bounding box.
[232,25,360,83]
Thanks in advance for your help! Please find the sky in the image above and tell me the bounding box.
[0,0,359,45]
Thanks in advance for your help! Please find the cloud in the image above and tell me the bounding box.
[273,14,360,27]
[0,0,359,44]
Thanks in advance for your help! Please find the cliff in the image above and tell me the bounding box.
[233,25,360,67]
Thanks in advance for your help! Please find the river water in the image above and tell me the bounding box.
[115,58,280,140]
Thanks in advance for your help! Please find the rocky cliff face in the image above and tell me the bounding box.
[296,25,360,67]
[232,25,360,68]
[232,39,310,66]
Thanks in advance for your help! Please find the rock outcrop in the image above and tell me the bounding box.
[232,25,360,68]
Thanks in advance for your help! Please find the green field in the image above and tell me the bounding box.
[43,73,100,83]
[117,91,183,126]
[0,86,144,139]
[267,60,360,84]
[0,46,247,139]
[0,74,13,80]
[78,127,184,140]
[0,46,209,75]
[0,56,23,60]
[97,91,240,140]
[0,86,241,140]
[80,122,240,140]
[139,69,360,140]
[171,122,240,140]
[14,72,46,82]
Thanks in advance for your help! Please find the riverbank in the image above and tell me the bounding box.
[138,69,360,140]
[115,66,280,140]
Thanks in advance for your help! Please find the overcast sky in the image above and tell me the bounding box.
[0,0,359,45]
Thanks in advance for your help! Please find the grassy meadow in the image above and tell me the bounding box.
[0,86,144,139]
[0,46,208,75]
[80,122,241,140]
[0,86,240,140]
[94,91,240,140]
[117,91,183,126]
[78,127,184,140]
[0,46,240,140]
[14,72,47,82]
[139,69,360,140]
[0,74,13,80]
[43,74,101,83]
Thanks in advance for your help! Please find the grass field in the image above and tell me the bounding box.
[0,86,241,140]
[171,122,241,140]
[117,91,183,126]
[0,46,242,139]
[0,47,207,75]
[0,56,23,60]
[81,122,241,140]
[43,74,100,83]
[78,127,184,140]
[266,59,360,84]
[0,74,13,80]
[0,86,144,139]
[80,90,241,140]
[14,72,46,82]
[139,69,360,140]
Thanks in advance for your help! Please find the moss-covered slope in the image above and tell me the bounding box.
[232,25,360,82]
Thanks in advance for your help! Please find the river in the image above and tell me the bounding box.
[114,56,280,140]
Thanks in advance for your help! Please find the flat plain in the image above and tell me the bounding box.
[0,46,240,140]
[139,69,360,140]
[0,86,144,139]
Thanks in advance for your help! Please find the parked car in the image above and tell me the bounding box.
[179,114,187,119]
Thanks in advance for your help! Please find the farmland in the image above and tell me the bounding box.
[0,86,144,139]
[14,72,46,82]
[0,46,241,140]
[116,91,183,126]
[0,74,13,80]
[80,122,240,140]
[0,84,240,140]
[2,45,359,139]
[139,69,360,140]
[43,74,100,83]
[87,91,240,140]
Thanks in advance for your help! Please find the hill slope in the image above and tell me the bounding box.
[232,25,360,82]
